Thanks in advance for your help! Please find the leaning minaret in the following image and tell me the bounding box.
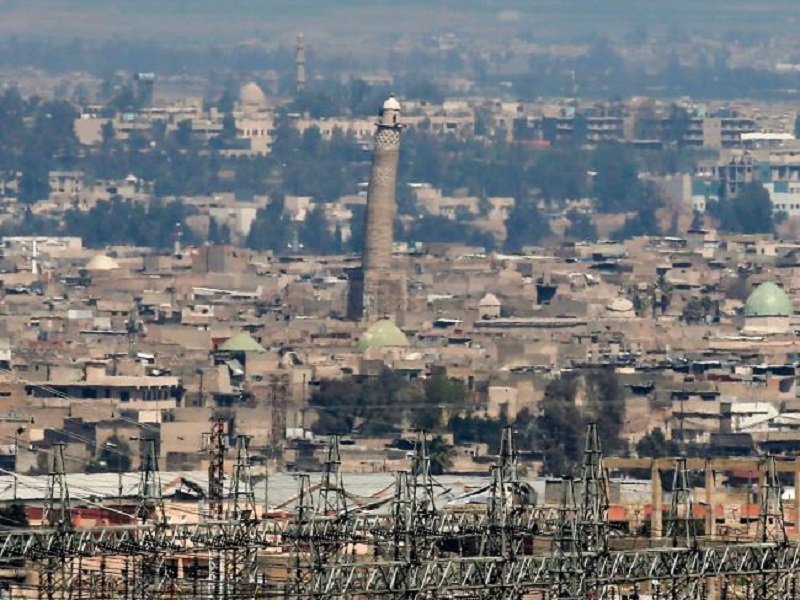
[347,96,406,322]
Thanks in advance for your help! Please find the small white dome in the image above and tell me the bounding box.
[239,81,266,107]
[383,95,401,111]
[479,293,501,307]
[85,254,119,271]
[607,298,634,313]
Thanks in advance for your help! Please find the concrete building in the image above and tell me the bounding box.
[709,147,800,216]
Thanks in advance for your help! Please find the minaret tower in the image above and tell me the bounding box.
[296,34,306,94]
[347,96,406,323]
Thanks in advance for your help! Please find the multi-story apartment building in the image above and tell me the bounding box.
[707,145,800,216]
[681,113,757,150]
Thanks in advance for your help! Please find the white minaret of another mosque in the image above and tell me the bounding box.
[296,34,306,93]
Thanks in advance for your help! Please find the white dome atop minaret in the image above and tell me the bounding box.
[383,95,401,111]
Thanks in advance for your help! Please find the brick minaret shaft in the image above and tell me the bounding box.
[363,96,401,273]
[348,96,406,322]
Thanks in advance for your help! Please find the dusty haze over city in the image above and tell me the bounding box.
[1,1,798,42]
[0,2,800,599]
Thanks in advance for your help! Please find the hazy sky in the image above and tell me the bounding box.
[1,1,797,45]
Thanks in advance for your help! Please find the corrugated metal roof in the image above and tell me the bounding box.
[1,471,550,509]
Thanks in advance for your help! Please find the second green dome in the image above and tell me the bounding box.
[744,282,793,317]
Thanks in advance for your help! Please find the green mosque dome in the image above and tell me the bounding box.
[357,319,409,351]
[219,332,266,353]
[744,282,793,317]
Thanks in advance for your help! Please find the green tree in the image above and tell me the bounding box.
[425,374,467,406]
[427,435,455,475]
[299,208,337,255]
[289,90,343,118]
[215,90,235,114]
[528,149,589,204]
[101,120,116,146]
[664,104,691,146]
[537,369,626,476]
[309,378,361,434]
[504,198,551,252]
[18,154,50,203]
[404,215,495,250]
[0,501,29,528]
[411,375,468,432]
[636,428,680,458]
[682,295,712,324]
[0,501,28,564]
[564,210,596,241]
[633,102,660,140]
[538,377,585,476]
[174,119,193,147]
[221,112,237,139]
[208,218,231,245]
[61,196,196,249]
[246,201,291,253]
[712,181,773,234]
[585,369,625,457]
[613,201,660,239]
[449,414,508,455]
[592,143,642,213]
[106,85,141,114]
[309,369,409,437]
